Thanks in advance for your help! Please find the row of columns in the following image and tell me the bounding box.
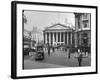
[43,32,73,46]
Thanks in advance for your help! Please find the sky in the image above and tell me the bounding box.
[23,10,75,41]
[24,10,75,31]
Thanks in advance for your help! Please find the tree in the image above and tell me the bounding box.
[22,11,27,24]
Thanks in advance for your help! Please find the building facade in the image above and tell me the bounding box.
[74,13,91,49]
[43,23,74,47]
[24,29,36,48]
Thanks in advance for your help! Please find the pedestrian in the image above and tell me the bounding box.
[68,47,71,59]
[48,47,50,56]
[77,49,83,66]
[52,47,55,53]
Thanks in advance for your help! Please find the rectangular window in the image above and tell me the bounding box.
[83,21,88,28]
[84,23,87,28]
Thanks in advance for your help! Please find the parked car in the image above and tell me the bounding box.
[35,46,44,60]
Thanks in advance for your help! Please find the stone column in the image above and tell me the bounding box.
[60,32,61,43]
[45,32,47,44]
[54,32,55,43]
[53,32,55,45]
[49,32,51,45]
[56,32,58,43]
[70,33,72,45]
[63,32,65,44]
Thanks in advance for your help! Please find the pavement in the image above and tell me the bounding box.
[24,49,91,69]
[24,60,65,69]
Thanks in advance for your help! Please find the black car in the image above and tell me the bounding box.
[35,46,44,60]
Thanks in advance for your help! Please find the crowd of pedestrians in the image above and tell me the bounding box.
[44,45,89,67]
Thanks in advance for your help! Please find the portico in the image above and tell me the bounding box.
[43,23,74,46]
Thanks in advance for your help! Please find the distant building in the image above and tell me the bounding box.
[31,27,43,45]
[74,13,91,48]
[43,23,74,46]
[24,29,36,48]
[24,29,31,48]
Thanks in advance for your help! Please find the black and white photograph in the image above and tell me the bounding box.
[11,1,97,79]
[23,10,91,69]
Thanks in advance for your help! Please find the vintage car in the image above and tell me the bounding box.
[35,46,44,60]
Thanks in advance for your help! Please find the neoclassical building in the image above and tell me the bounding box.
[43,23,74,46]
[74,13,91,48]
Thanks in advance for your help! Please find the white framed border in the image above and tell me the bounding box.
[11,1,98,79]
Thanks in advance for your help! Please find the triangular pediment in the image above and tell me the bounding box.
[44,23,71,31]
